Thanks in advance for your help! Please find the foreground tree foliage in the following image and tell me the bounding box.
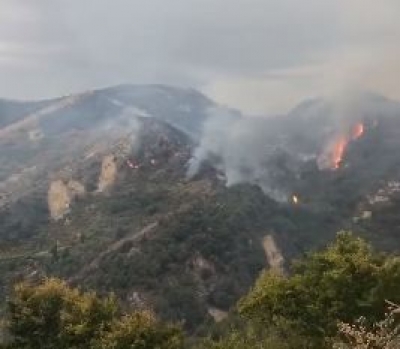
[2,233,400,349]
[7,278,116,349]
[195,324,295,349]
[333,302,400,349]
[95,312,183,349]
[3,278,183,349]
[238,232,400,347]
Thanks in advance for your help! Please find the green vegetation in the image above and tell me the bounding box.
[202,232,400,348]
[335,305,400,349]
[95,313,183,349]
[22,182,278,331]
[3,109,400,341]
[2,233,400,349]
[196,325,291,349]
[2,278,183,349]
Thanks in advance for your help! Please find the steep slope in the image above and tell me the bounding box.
[2,88,400,332]
[99,84,219,137]
[0,116,287,331]
[0,98,52,128]
[0,85,228,210]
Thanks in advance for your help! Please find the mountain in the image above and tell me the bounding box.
[0,98,52,129]
[1,86,400,331]
[0,85,230,209]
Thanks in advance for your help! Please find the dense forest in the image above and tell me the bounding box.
[3,86,400,338]
[2,232,400,348]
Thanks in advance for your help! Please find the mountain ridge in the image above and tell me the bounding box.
[2,85,400,330]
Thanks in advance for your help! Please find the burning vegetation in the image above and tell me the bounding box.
[331,136,348,170]
[352,122,364,140]
[319,122,365,170]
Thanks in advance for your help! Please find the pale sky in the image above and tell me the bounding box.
[1,0,400,114]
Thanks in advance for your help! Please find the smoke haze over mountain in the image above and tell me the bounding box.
[2,0,400,199]
[188,92,400,200]
[1,0,400,114]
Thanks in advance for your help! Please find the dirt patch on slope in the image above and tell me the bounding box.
[208,307,228,323]
[97,155,117,192]
[262,234,285,273]
[48,180,70,220]
[48,179,86,220]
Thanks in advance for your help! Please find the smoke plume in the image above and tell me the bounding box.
[188,92,400,201]
[188,107,301,201]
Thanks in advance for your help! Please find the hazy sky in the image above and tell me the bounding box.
[1,0,400,113]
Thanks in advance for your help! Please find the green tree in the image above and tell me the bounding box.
[94,311,183,349]
[6,278,117,349]
[334,305,400,349]
[239,232,400,346]
[4,278,184,349]
[196,324,292,349]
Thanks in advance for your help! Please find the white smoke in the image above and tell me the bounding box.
[90,106,144,155]
[188,107,296,200]
[187,92,400,201]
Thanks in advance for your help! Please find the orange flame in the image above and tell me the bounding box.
[332,136,347,169]
[352,122,364,140]
[327,122,364,170]
[292,195,299,204]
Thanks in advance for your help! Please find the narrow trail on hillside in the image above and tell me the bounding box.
[68,200,201,285]
[69,221,159,284]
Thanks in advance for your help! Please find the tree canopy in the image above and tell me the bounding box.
[2,233,400,349]
[238,232,400,346]
[3,278,183,349]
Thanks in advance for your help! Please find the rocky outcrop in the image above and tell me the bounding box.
[97,155,117,192]
[262,234,285,274]
[208,307,228,323]
[48,180,70,220]
[67,180,86,197]
[48,179,86,220]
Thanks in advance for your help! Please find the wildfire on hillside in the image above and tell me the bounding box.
[331,136,347,170]
[318,122,365,170]
[352,122,364,140]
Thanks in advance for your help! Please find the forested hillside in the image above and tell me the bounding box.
[2,86,400,334]
[2,233,400,348]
